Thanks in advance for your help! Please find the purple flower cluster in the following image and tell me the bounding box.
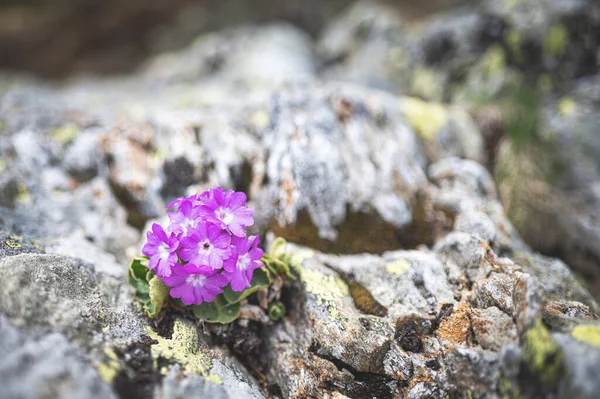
[142,187,263,305]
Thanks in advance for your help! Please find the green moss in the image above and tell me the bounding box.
[147,320,221,383]
[537,74,553,94]
[385,259,411,275]
[0,157,4,174]
[544,25,569,56]
[498,377,523,399]
[481,45,506,77]
[505,29,522,61]
[571,324,600,349]
[400,97,448,142]
[524,318,563,387]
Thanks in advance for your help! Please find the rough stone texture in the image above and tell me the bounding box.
[0,315,116,399]
[0,254,146,348]
[1,2,600,397]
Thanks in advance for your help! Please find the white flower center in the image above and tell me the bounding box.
[158,243,170,258]
[182,218,195,234]
[217,207,233,224]
[186,274,207,287]
[237,255,251,271]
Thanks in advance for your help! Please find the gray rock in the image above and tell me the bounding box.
[0,315,116,399]
[0,254,146,348]
[63,130,102,182]
[0,172,19,208]
[554,331,600,398]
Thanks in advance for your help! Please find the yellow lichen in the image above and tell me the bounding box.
[523,318,563,386]
[544,25,569,56]
[51,124,79,145]
[288,249,315,270]
[5,239,21,249]
[205,373,223,385]
[400,97,448,142]
[571,324,600,349]
[147,319,220,383]
[297,267,349,306]
[385,259,411,275]
[387,47,409,69]
[17,182,28,203]
[97,348,120,384]
[480,45,506,77]
[0,157,4,174]
[411,67,443,101]
[557,97,576,117]
[250,110,270,130]
[505,29,521,55]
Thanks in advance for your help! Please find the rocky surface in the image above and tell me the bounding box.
[1,0,600,398]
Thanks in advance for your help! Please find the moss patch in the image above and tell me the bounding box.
[498,377,523,399]
[571,324,600,349]
[544,25,569,56]
[523,318,563,387]
[146,319,221,383]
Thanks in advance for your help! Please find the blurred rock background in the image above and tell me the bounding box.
[1,0,600,398]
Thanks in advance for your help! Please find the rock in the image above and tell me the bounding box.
[0,229,43,260]
[143,23,315,87]
[0,254,146,347]
[470,306,517,351]
[63,130,102,182]
[473,272,515,315]
[0,315,116,399]
[101,122,163,229]
[496,88,600,300]
[0,251,265,399]
[0,172,19,208]
[554,331,600,398]
[149,319,264,399]
[258,81,428,252]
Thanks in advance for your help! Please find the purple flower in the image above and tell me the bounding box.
[163,264,229,305]
[166,199,202,237]
[198,188,254,237]
[179,222,231,272]
[142,223,179,278]
[166,192,206,209]
[223,235,264,292]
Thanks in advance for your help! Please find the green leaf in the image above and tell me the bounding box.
[269,237,288,259]
[192,295,241,323]
[268,301,286,321]
[222,268,272,304]
[270,257,295,281]
[128,257,151,294]
[146,277,170,318]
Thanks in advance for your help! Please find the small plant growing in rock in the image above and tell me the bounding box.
[128,187,293,323]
